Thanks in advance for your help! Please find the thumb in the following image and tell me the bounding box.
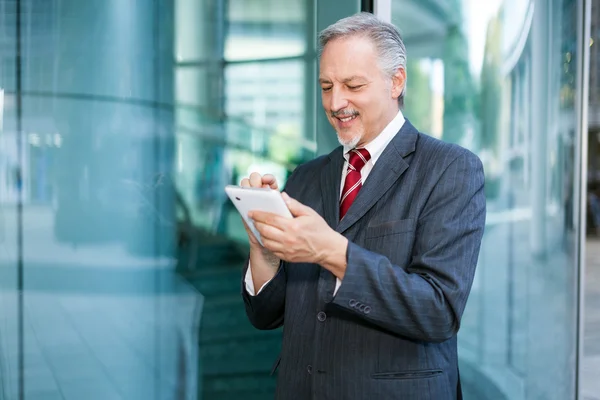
[282,192,314,217]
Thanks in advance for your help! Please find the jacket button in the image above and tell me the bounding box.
[364,306,371,314]
[349,299,357,307]
[307,365,313,374]
[317,311,327,322]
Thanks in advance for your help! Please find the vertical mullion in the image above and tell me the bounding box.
[15,0,24,398]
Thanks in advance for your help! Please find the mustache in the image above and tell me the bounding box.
[331,109,359,118]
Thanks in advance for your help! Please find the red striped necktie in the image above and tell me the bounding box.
[340,148,371,220]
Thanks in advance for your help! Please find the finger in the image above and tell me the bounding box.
[254,221,285,242]
[240,178,250,187]
[249,211,288,229]
[281,192,315,217]
[249,172,262,187]
[262,174,279,190]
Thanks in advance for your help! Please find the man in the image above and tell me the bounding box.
[240,12,485,400]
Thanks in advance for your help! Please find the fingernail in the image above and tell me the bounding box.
[247,211,253,218]
[281,192,290,202]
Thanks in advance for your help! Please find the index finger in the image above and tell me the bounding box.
[261,174,278,190]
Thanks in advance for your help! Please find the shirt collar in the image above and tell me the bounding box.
[343,110,405,165]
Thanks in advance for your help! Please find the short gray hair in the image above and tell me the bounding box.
[318,12,407,107]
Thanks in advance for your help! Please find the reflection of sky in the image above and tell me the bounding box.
[417,59,445,95]
[225,38,305,60]
[463,0,503,77]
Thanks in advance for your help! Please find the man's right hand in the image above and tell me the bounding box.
[240,172,279,248]
[240,172,282,294]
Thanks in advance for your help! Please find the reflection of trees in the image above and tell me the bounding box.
[405,58,434,134]
[478,13,503,198]
[442,25,477,146]
[479,14,502,151]
[559,0,577,109]
[401,3,478,147]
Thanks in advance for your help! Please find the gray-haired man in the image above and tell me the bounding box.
[240,12,486,399]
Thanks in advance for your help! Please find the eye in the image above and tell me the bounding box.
[348,85,364,91]
[321,86,332,92]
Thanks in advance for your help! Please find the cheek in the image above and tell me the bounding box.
[321,93,328,110]
[355,97,377,118]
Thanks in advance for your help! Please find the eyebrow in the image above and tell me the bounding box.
[319,76,368,84]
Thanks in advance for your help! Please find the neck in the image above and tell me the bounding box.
[357,107,399,148]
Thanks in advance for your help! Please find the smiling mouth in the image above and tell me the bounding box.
[336,115,357,123]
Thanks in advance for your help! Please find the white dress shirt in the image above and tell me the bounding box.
[245,110,406,296]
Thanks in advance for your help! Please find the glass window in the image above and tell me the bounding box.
[225,0,308,61]
[0,93,19,400]
[393,0,582,398]
[0,0,589,398]
[0,0,362,399]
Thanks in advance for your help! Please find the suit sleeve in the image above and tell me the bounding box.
[240,168,301,330]
[330,152,486,342]
[241,258,287,330]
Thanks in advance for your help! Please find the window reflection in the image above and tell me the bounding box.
[225,0,308,61]
[0,0,588,398]
[171,0,323,398]
[393,0,580,398]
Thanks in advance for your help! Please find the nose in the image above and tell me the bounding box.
[328,87,348,112]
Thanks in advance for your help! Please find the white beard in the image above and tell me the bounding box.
[331,112,363,148]
[337,133,361,148]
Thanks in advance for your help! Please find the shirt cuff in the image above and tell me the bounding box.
[247,264,341,296]
[244,261,273,296]
[333,277,342,296]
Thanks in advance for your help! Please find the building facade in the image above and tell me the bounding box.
[0,0,591,399]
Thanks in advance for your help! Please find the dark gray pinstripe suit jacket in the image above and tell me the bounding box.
[242,120,486,399]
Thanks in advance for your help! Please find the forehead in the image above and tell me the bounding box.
[319,36,380,80]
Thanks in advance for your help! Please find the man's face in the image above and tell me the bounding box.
[319,35,405,148]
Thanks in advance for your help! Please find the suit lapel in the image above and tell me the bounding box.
[335,120,419,234]
[320,146,344,229]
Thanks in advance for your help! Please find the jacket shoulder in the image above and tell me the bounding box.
[415,132,482,170]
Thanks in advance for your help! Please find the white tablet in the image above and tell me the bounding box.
[224,185,293,246]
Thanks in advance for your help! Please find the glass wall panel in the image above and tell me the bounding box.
[584,0,600,395]
[172,1,361,397]
[392,0,583,398]
[0,96,20,400]
[1,0,200,399]
[0,4,22,400]
[3,0,587,398]
[0,0,365,399]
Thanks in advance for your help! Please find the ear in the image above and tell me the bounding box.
[391,67,406,100]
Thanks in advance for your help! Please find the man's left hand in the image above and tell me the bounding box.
[249,193,348,272]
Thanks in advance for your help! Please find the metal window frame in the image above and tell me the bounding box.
[372,0,392,22]
[576,0,592,398]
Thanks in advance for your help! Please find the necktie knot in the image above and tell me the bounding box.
[347,148,371,172]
